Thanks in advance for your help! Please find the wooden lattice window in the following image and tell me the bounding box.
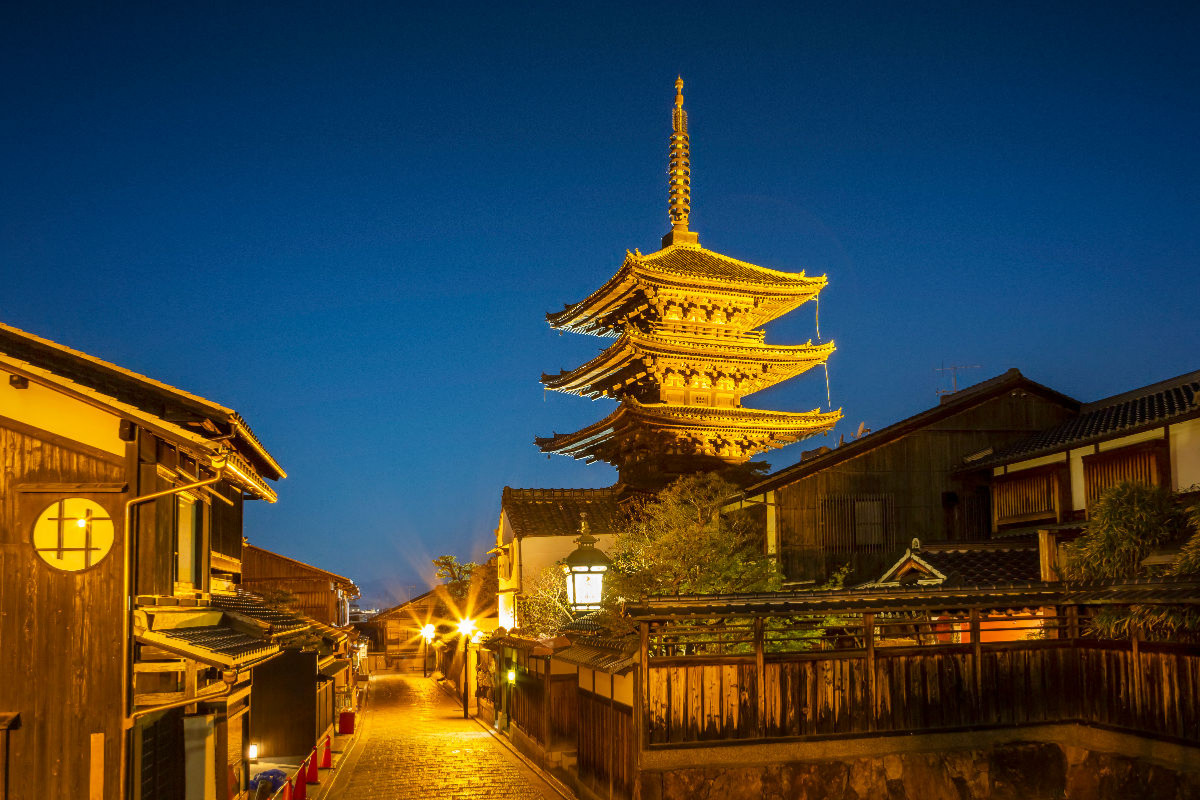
[819,494,895,553]
[992,465,1064,530]
[1083,439,1169,511]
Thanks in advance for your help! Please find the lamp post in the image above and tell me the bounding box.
[457,618,477,718]
[421,624,435,678]
[562,513,611,614]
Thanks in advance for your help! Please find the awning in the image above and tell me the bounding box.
[554,643,637,674]
[137,623,279,669]
[319,659,351,679]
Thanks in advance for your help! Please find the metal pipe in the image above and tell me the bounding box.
[121,457,227,735]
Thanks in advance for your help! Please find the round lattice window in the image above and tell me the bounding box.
[31,498,115,572]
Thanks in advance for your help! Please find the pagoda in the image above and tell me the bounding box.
[536,79,841,488]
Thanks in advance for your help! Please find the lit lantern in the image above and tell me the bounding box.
[248,743,259,760]
[562,514,610,613]
[507,669,517,683]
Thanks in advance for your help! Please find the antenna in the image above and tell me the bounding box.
[935,364,981,395]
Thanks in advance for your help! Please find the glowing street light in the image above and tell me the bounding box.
[421,623,436,678]
[562,514,610,613]
[458,617,477,719]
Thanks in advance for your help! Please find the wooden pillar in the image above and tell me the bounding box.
[969,608,983,717]
[608,672,615,800]
[754,617,765,738]
[1131,629,1143,726]
[864,612,876,732]
[638,623,649,749]
[543,656,551,747]
[1066,605,1080,639]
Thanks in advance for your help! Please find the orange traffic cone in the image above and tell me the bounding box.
[321,736,332,769]
[307,747,320,783]
[281,779,292,800]
[293,764,307,800]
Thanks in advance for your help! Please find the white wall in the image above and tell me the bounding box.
[1,370,125,455]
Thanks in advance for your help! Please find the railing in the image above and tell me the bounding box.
[642,609,1200,746]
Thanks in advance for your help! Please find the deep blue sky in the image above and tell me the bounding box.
[3,2,1197,606]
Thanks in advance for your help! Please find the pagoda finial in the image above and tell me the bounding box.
[663,76,699,248]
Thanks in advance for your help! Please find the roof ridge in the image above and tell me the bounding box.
[1080,368,1200,412]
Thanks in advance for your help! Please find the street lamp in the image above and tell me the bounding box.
[562,514,610,613]
[457,617,477,719]
[421,623,436,678]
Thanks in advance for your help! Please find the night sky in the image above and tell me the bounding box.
[3,2,1197,606]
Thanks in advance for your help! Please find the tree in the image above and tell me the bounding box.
[514,564,574,639]
[432,554,498,618]
[609,472,782,600]
[1062,482,1199,640]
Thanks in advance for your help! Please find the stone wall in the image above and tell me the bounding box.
[638,740,1200,800]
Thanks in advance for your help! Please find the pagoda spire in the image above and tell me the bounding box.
[662,76,699,248]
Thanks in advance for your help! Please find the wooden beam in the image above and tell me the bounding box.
[864,612,876,732]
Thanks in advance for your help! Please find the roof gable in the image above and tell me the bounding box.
[742,369,1078,495]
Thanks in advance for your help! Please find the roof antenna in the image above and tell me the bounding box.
[935,363,981,395]
[662,77,699,249]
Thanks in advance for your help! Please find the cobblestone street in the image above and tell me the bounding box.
[323,674,563,800]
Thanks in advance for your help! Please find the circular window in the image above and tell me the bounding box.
[31,498,116,572]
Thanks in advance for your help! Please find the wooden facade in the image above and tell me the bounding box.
[0,321,284,800]
[242,544,358,627]
[736,370,1079,583]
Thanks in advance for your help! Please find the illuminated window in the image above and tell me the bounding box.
[175,495,204,589]
[31,498,115,571]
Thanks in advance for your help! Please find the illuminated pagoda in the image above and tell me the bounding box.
[537,79,842,488]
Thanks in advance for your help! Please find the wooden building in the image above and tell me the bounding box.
[242,544,359,627]
[360,587,455,673]
[536,79,839,490]
[963,368,1200,558]
[732,369,1079,584]
[0,321,284,800]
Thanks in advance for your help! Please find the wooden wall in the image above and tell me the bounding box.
[0,420,127,800]
[249,650,318,759]
[776,391,1076,581]
[643,640,1200,745]
[577,690,634,798]
[242,547,343,625]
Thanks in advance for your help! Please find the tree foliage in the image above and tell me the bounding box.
[609,472,782,599]
[1062,482,1199,641]
[1062,482,1191,581]
[432,553,498,617]
[514,564,573,639]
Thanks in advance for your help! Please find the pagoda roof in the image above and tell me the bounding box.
[541,331,835,399]
[536,399,841,464]
[547,244,826,337]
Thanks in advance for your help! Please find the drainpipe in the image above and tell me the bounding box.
[119,450,229,798]
[129,669,240,721]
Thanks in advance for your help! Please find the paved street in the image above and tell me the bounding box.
[323,674,563,800]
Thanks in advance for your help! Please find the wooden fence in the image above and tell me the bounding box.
[644,638,1200,745]
[578,689,635,797]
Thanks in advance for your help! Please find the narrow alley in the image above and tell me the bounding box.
[323,675,564,800]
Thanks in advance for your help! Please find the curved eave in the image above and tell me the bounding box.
[546,247,829,337]
[536,402,842,460]
[542,334,836,398]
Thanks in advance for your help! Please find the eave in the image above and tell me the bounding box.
[536,400,842,463]
[541,331,835,399]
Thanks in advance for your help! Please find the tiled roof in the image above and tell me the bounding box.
[642,246,819,287]
[978,368,1200,467]
[0,321,284,480]
[913,545,1041,587]
[501,487,623,538]
[211,590,309,635]
[623,576,1200,619]
[156,625,276,660]
[554,639,638,674]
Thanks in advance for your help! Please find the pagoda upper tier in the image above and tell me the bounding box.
[536,78,841,488]
[546,244,827,338]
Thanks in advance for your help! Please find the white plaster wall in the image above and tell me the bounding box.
[1,372,124,455]
[1097,429,1165,451]
[1000,453,1069,474]
[1170,418,1200,490]
[1069,448,1088,512]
